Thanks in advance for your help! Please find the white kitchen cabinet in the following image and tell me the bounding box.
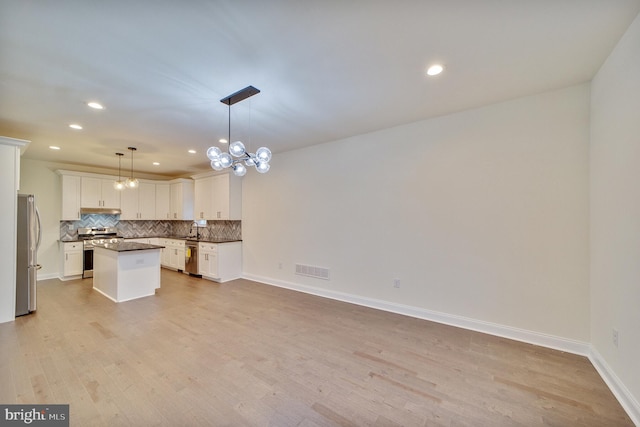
[81,177,120,209]
[198,241,241,282]
[160,240,171,267]
[120,182,156,220]
[193,177,213,220]
[212,173,242,220]
[120,186,137,220]
[60,241,83,279]
[155,184,171,220]
[170,246,185,270]
[60,174,81,220]
[161,238,185,271]
[170,179,194,220]
[57,171,194,222]
[192,173,241,220]
[198,242,218,278]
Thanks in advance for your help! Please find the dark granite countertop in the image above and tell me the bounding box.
[185,238,242,244]
[127,235,242,244]
[97,242,165,252]
[61,236,242,244]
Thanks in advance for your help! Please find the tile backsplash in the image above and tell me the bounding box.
[60,215,241,241]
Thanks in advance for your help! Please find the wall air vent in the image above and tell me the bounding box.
[295,264,330,280]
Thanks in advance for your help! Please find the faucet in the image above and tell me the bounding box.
[190,221,200,239]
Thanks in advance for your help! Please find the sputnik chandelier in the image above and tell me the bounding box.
[206,85,272,176]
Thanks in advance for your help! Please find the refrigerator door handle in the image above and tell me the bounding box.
[35,207,42,250]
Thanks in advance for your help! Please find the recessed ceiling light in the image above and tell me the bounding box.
[49,146,61,150]
[152,162,160,166]
[188,149,196,154]
[69,124,82,130]
[87,101,104,110]
[219,138,228,144]
[427,64,444,76]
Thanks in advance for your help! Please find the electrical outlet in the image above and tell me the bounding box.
[612,329,619,347]
[393,279,401,288]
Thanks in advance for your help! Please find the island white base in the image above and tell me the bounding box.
[93,247,161,303]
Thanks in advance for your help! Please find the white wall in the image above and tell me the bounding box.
[590,12,640,420]
[19,159,63,280]
[0,137,28,324]
[243,84,591,344]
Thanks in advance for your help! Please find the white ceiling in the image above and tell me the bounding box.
[1,1,639,178]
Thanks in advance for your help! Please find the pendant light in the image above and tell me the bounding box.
[125,147,139,189]
[113,152,125,190]
[206,85,272,176]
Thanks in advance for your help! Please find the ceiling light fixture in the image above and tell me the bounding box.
[114,152,126,190]
[87,102,104,110]
[49,146,61,150]
[188,149,196,154]
[125,147,139,189]
[207,85,272,176]
[153,162,160,166]
[427,64,444,76]
[69,124,82,130]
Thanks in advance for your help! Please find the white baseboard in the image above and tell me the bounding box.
[242,273,590,355]
[242,273,640,425]
[38,272,61,281]
[589,347,640,426]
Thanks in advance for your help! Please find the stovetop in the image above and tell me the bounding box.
[78,227,123,247]
[78,226,119,239]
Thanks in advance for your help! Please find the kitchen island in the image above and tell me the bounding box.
[93,242,164,303]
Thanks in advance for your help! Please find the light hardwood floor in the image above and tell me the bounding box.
[0,270,632,426]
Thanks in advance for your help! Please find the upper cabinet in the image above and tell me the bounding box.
[170,179,194,220]
[57,171,194,221]
[80,177,120,209]
[120,182,156,220]
[212,173,242,220]
[192,172,242,220]
[60,174,81,220]
[193,177,213,220]
[155,183,171,220]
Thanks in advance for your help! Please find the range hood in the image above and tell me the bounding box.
[80,207,122,215]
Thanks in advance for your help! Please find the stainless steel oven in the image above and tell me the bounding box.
[78,227,123,278]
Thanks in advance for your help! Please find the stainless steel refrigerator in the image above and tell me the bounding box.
[16,194,41,316]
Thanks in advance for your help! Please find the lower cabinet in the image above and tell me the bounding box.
[198,243,218,278]
[155,238,240,280]
[160,238,186,272]
[198,241,242,282]
[60,241,83,280]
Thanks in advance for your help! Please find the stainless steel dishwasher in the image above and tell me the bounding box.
[185,241,201,276]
